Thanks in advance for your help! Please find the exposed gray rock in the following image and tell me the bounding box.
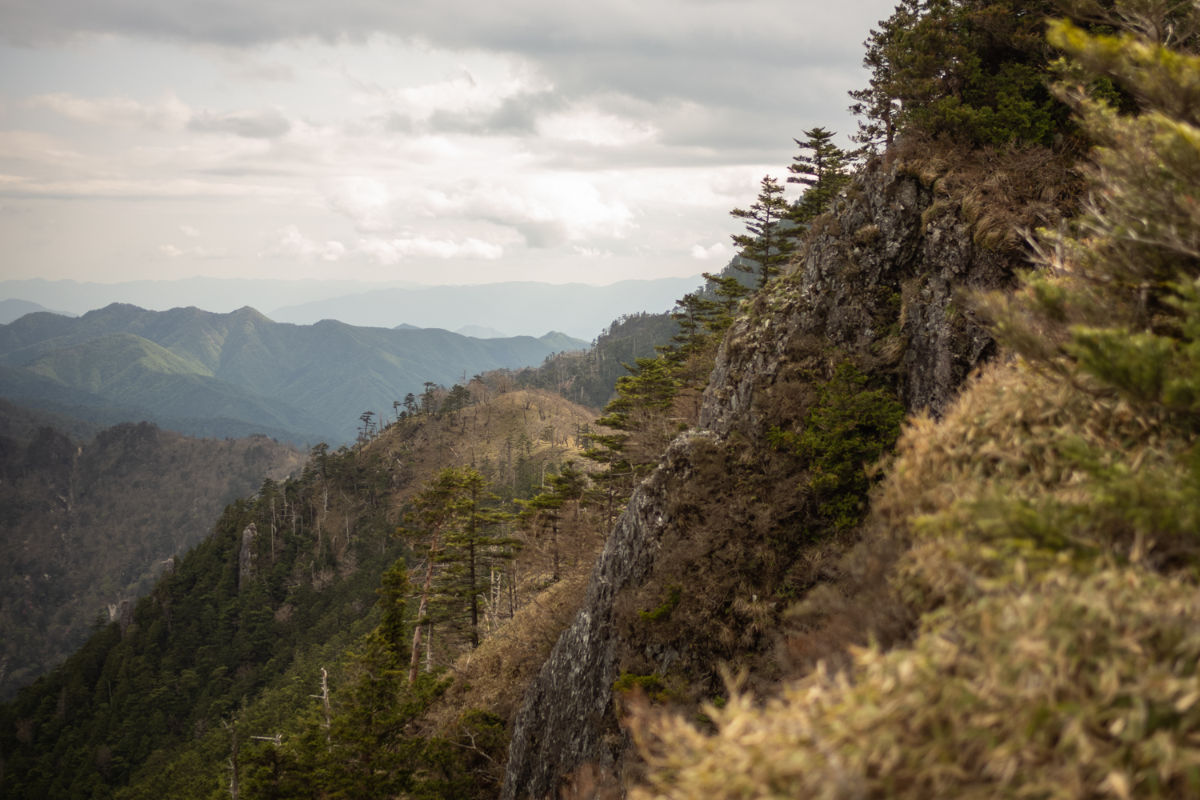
[501,156,1035,799]
[238,522,258,589]
[501,433,704,799]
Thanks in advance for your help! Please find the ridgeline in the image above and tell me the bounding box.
[6,1,1200,798]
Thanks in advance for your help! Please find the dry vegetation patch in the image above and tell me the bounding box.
[628,355,1200,799]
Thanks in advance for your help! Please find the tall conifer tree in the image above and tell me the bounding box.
[730,175,794,288]
[788,127,851,224]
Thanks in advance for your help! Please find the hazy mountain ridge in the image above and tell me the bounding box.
[0,277,701,339]
[0,304,587,444]
[267,278,701,338]
[0,299,68,325]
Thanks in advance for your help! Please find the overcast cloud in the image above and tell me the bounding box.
[0,0,897,288]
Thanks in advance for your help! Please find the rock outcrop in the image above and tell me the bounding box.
[501,152,1065,799]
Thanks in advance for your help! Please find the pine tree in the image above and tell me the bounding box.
[518,463,587,582]
[667,269,752,359]
[849,0,1066,148]
[787,127,852,224]
[374,559,409,662]
[405,467,515,667]
[405,469,462,683]
[849,0,917,148]
[730,175,794,289]
[433,469,514,649]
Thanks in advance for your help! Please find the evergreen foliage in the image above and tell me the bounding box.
[0,419,303,701]
[0,440,398,799]
[787,127,853,224]
[768,363,905,531]
[986,14,1200,418]
[513,312,680,410]
[517,462,587,583]
[850,0,1068,148]
[405,467,516,652]
[730,176,795,288]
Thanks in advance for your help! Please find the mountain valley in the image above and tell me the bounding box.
[4,2,1200,799]
[0,408,306,700]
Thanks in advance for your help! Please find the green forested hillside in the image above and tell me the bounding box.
[514,311,680,409]
[0,387,601,799]
[0,305,585,445]
[0,411,305,700]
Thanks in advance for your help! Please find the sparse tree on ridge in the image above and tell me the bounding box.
[731,175,794,289]
[788,127,852,224]
[432,468,514,649]
[405,467,515,671]
[517,463,586,583]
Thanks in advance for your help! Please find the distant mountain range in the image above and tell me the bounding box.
[0,299,69,324]
[0,304,587,445]
[266,279,701,338]
[0,276,702,339]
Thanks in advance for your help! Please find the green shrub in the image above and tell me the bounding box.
[768,362,904,531]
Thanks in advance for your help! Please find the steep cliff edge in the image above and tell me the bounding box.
[501,148,1076,799]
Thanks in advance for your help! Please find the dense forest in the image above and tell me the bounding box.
[6,0,1200,798]
[0,414,305,701]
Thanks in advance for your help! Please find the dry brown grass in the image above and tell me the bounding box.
[368,388,601,516]
[896,138,1083,257]
[631,565,1200,800]
[423,571,592,735]
[627,355,1200,799]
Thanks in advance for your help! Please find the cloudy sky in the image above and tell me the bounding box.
[0,0,897,287]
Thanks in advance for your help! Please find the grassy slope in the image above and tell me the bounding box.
[630,357,1200,798]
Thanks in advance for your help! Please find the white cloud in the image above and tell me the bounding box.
[0,130,89,168]
[572,245,612,258]
[690,242,730,261]
[356,235,503,264]
[537,107,656,147]
[0,176,292,199]
[158,242,229,259]
[324,176,393,233]
[272,225,347,261]
[188,107,292,139]
[0,1,897,286]
[267,225,500,265]
[432,177,635,247]
[29,92,190,130]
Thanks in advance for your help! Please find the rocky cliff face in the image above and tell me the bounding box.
[501,152,1069,799]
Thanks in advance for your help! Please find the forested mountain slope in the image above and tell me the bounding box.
[0,386,601,799]
[0,410,306,700]
[0,305,585,445]
[6,1,1200,799]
